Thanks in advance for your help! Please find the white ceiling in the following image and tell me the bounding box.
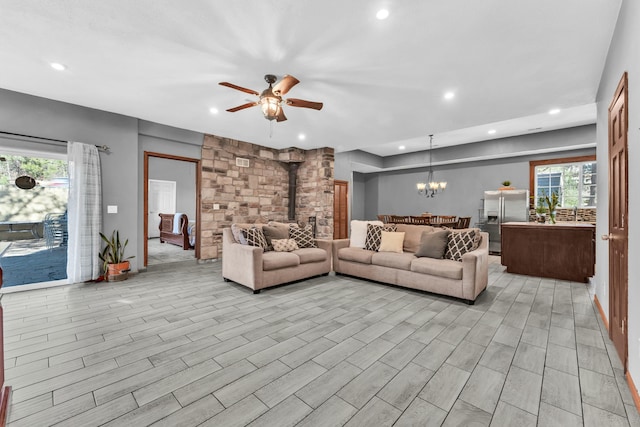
[0,1,621,156]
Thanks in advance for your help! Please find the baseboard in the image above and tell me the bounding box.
[0,385,11,427]
[626,373,640,416]
[594,294,609,331]
[594,295,640,413]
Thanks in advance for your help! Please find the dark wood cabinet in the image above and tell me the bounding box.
[501,222,595,283]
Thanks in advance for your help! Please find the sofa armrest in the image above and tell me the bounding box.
[314,239,332,253]
[332,239,350,270]
[461,233,489,301]
[222,228,264,289]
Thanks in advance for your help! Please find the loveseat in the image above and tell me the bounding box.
[332,223,489,304]
[222,224,332,293]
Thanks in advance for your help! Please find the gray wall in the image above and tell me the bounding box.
[148,157,196,219]
[595,0,640,381]
[0,88,203,273]
[336,125,596,224]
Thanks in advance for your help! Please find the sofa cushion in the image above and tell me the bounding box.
[293,248,327,264]
[411,257,463,280]
[395,224,435,253]
[349,220,383,248]
[371,252,415,271]
[415,229,450,259]
[263,225,290,250]
[289,224,317,248]
[272,238,299,252]
[444,229,481,262]
[338,247,374,264]
[365,223,397,251]
[262,251,300,271]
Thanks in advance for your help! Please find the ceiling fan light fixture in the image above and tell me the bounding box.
[260,94,281,120]
[220,74,321,123]
[260,77,283,121]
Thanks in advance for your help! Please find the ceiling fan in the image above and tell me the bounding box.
[219,74,323,122]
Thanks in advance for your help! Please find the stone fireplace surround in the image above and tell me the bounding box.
[199,134,334,259]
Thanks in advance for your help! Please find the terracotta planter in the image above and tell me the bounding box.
[107,261,130,282]
[499,186,515,191]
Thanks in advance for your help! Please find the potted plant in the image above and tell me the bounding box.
[544,191,559,224]
[535,198,547,223]
[99,230,134,281]
[499,180,515,190]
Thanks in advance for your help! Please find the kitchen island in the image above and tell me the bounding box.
[501,221,595,283]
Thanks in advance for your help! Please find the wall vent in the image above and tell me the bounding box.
[236,157,250,167]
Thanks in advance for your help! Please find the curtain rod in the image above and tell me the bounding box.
[0,130,110,151]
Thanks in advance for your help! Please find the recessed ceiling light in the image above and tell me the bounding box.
[444,91,455,100]
[209,107,219,114]
[549,108,561,115]
[298,133,306,141]
[398,145,406,150]
[488,129,497,135]
[50,62,66,71]
[376,9,389,20]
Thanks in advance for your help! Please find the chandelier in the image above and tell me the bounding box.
[417,134,447,197]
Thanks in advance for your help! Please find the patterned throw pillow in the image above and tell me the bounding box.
[365,223,398,251]
[444,229,480,261]
[272,238,299,252]
[289,225,317,248]
[245,227,269,250]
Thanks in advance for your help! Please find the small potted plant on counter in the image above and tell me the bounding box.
[99,230,134,281]
[544,192,559,224]
[535,198,547,223]
[499,180,515,190]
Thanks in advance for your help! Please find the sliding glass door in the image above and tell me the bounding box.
[0,153,68,288]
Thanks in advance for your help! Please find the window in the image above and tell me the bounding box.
[529,155,596,208]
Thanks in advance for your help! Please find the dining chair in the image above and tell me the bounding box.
[455,216,471,229]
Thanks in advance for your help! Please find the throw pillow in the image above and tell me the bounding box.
[349,220,383,248]
[289,224,317,248]
[272,238,300,252]
[444,229,480,261]
[365,223,398,251]
[378,231,405,253]
[262,225,289,251]
[237,230,249,245]
[245,227,269,250]
[415,229,450,258]
[231,223,249,244]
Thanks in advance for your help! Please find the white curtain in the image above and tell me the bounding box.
[67,142,102,283]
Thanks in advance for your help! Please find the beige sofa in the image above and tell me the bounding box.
[332,225,489,304]
[222,228,332,293]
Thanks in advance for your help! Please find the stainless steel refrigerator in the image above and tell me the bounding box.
[481,189,529,253]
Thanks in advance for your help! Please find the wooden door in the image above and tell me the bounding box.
[334,180,348,239]
[608,72,628,369]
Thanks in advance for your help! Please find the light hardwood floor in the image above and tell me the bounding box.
[3,259,639,426]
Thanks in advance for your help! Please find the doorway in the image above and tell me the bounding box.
[607,72,629,369]
[148,179,177,239]
[144,152,201,267]
[334,180,348,239]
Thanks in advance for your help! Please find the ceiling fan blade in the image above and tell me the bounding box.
[226,102,259,112]
[273,75,300,96]
[219,82,260,96]
[276,108,287,122]
[286,98,323,110]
